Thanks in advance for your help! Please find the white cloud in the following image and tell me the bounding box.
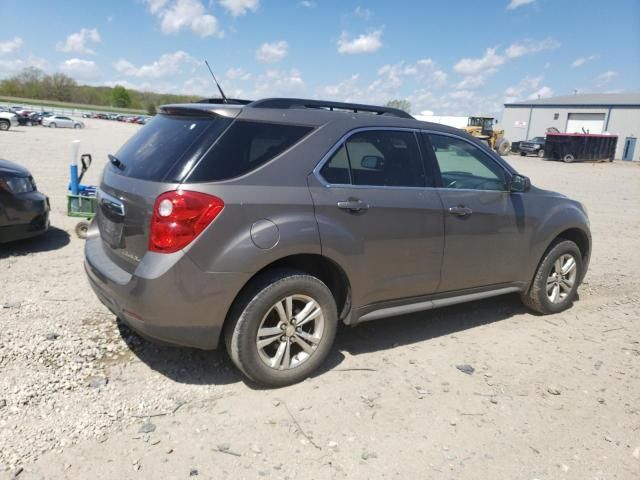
[297,0,316,7]
[504,75,551,103]
[337,30,382,55]
[507,0,535,10]
[527,86,553,99]
[0,56,48,76]
[56,28,101,55]
[377,59,447,89]
[218,0,259,16]
[59,58,100,80]
[505,38,559,58]
[353,6,372,19]
[0,37,23,56]
[454,48,504,75]
[227,69,305,99]
[107,15,114,23]
[454,38,558,76]
[571,54,599,68]
[256,41,288,63]
[596,70,617,87]
[113,51,197,79]
[145,0,222,37]
[225,67,251,81]
[456,75,485,90]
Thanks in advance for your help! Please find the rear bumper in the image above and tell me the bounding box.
[84,236,250,350]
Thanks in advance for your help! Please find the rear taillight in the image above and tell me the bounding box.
[149,190,224,253]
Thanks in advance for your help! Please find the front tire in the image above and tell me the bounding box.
[224,269,338,387]
[49,123,56,128]
[563,153,575,163]
[521,240,583,314]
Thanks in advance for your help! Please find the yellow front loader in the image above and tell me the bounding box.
[464,116,511,156]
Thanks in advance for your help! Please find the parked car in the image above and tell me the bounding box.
[0,110,18,131]
[42,115,85,129]
[0,159,50,243]
[84,97,591,387]
[519,136,546,157]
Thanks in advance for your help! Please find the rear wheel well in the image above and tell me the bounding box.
[226,254,351,326]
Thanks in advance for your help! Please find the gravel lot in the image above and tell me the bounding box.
[1,120,639,479]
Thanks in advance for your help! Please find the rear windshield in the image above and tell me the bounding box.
[186,121,313,182]
[111,114,231,182]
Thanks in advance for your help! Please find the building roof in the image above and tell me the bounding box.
[505,93,640,108]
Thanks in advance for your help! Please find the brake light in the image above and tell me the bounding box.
[149,190,224,253]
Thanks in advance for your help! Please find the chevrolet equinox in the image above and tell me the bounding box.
[84,98,591,387]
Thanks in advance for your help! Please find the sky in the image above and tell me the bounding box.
[0,0,639,116]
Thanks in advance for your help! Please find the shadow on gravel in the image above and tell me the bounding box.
[117,294,526,388]
[0,226,70,258]
[336,293,527,356]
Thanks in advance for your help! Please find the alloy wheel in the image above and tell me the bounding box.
[256,294,325,370]
[546,254,577,303]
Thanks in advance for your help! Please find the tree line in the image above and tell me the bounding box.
[0,67,200,114]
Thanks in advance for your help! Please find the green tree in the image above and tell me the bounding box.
[385,99,411,114]
[146,103,157,116]
[111,85,132,108]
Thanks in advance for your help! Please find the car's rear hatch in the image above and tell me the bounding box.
[96,108,235,273]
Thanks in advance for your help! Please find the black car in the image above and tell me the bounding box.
[519,136,546,157]
[0,159,50,243]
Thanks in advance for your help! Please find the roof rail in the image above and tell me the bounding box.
[195,97,253,105]
[248,98,414,119]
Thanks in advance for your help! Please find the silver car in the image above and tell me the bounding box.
[85,98,591,387]
[42,115,84,129]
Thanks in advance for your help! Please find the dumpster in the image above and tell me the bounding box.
[545,132,618,163]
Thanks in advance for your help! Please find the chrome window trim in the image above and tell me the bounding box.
[312,126,424,189]
[313,126,515,193]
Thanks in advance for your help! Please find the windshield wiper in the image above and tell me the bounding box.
[108,154,125,170]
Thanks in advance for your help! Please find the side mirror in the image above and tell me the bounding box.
[361,155,384,170]
[509,174,530,192]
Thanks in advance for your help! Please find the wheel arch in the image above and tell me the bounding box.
[223,253,352,330]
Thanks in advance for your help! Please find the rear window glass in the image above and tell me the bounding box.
[111,114,231,182]
[187,121,313,182]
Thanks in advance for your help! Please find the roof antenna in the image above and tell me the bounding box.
[204,59,228,103]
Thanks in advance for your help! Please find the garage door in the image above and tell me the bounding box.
[566,113,605,134]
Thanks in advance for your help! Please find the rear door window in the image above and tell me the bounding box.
[319,130,428,187]
[111,113,232,182]
[187,121,313,182]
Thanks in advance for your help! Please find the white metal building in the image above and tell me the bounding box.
[502,93,640,161]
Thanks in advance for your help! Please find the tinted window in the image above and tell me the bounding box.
[427,134,507,191]
[188,121,313,182]
[112,114,231,181]
[320,145,350,184]
[345,131,425,187]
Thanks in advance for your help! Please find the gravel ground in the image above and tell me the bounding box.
[1,120,639,479]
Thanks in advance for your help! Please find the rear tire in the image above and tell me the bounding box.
[224,269,338,387]
[563,153,575,163]
[520,151,527,156]
[521,240,583,315]
[0,120,9,131]
[537,149,545,158]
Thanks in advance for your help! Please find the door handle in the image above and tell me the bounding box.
[337,199,369,213]
[448,206,473,217]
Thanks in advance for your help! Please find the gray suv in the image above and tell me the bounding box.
[85,98,591,387]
